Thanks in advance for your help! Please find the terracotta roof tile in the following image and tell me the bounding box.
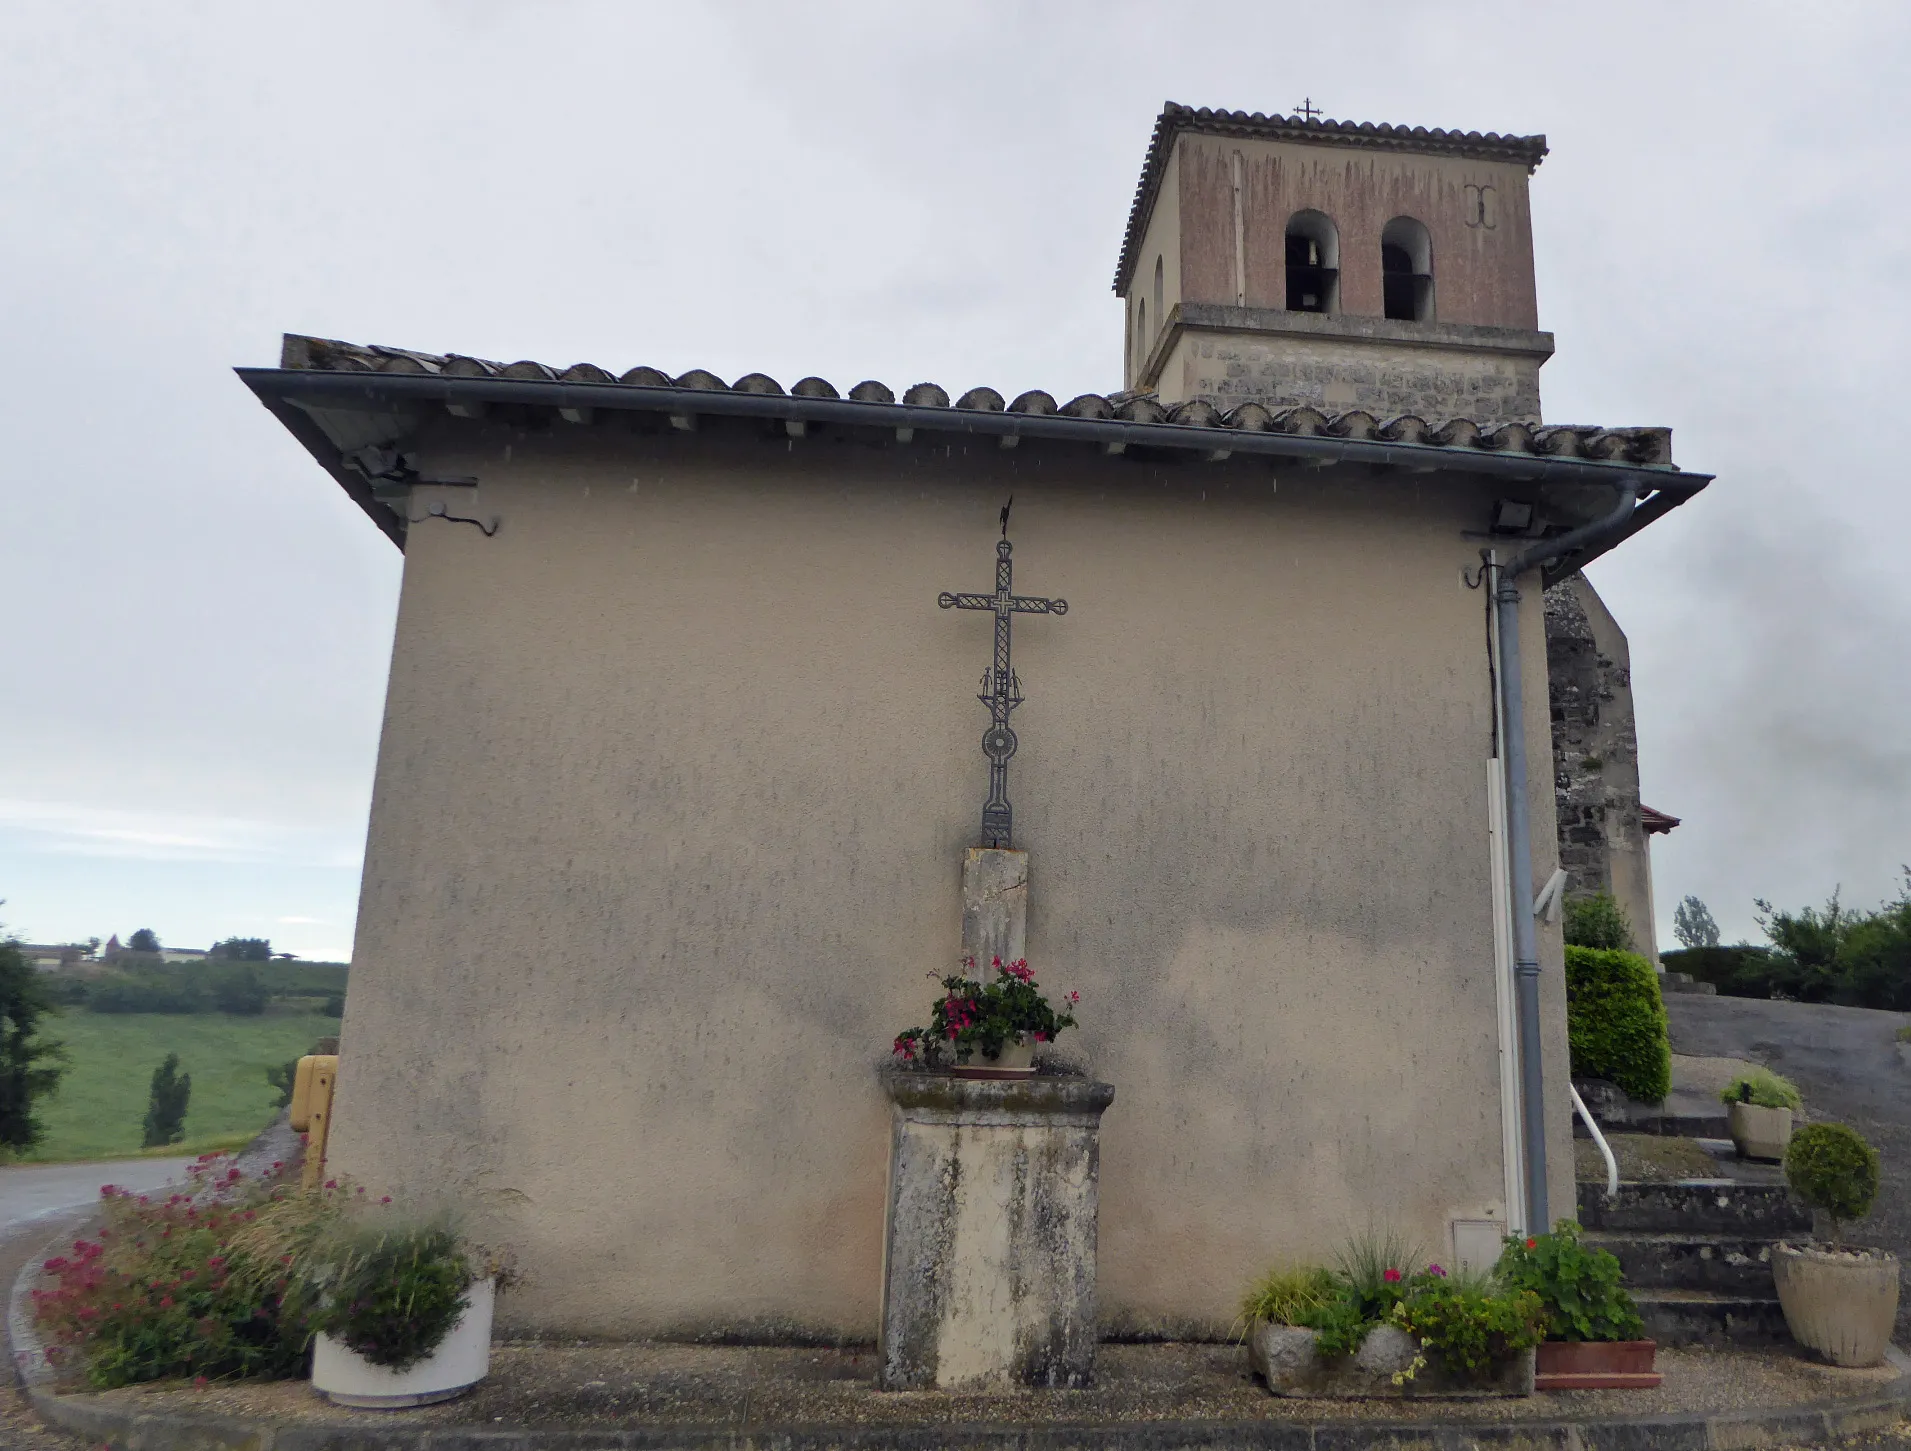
[269,334,1677,467]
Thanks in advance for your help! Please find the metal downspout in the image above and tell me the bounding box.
[1493,481,1641,1230]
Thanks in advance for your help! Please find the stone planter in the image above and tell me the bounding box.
[1772,1244,1900,1368]
[1534,1339,1661,1390]
[312,1278,495,1408]
[1727,1101,1792,1161]
[948,1037,1036,1079]
[1248,1324,1534,1398]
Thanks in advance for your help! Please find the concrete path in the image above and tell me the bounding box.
[0,1156,194,1245]
[1666,993,1911,1340]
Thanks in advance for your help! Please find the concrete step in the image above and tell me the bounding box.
[1632,1288,1789,1347]
[1576,1180,1812,1237]
[1583,1230,1779,1294]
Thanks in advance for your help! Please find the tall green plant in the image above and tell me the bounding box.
[0,939,66,1156]
[1564,946,1671,1103]
[1564,892,1634,951]
[1494,1220,1643,1342]
[142,1054,191,1148]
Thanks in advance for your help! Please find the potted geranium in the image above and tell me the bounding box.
[1495,1221,1657,1389]
[892,955,1078,1078]
[1773,1123,1899,1367]
[1720,1068,1801,1161]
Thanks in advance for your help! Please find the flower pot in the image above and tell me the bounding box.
[948,1037,1036,1079]
[1534,1339,1661,1390]
[1727,1101,1792,1161]
[312,1277,495,1408]
[1772,1244,1900,1368]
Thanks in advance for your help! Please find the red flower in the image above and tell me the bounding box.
[1382,1268,1402,1283]
[158,1296,174,1309]
[1525,1237,1538,1250]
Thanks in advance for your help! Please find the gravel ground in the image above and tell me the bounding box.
[41,1341,1906,1433]
[1666,995,1911,1341]
[1575,1134,1723,1183]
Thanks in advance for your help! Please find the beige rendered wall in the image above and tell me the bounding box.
[328,426,1573,1340]
[1125,144,1184,389]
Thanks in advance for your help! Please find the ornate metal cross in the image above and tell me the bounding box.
[937,507,1067,849]
[1292,96,1323,121]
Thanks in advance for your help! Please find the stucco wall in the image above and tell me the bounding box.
[329,425,1572,1340]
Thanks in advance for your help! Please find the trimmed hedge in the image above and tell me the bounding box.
[1565,946,1672,1104]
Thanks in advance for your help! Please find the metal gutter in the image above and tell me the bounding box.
[1490,480,1643,1230]
[237,367,1712,495]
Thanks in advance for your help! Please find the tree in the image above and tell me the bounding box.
[1673,896,1720,950]
[212,965,267,1015]
[1564,892,1634,951]
[0,940,66,1156]
[210,937,271,962]
[141,1054,190,1148]
[127,928,161,954]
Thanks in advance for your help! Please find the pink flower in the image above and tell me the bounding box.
[1428,1264,1446,1277]
[1383,1268,1402,1284]
[1033,1032,1047,1042]
[1066,990,1080,1005]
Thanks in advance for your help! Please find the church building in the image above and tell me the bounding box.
[242,103,1709,1341]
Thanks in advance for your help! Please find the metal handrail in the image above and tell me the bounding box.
[1569,1081,1620,1196]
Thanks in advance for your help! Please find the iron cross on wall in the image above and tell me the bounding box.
[936,499,1068,849]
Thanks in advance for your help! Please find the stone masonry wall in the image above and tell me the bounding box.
[1168,333,1543,420]
[1545,573,1659,965]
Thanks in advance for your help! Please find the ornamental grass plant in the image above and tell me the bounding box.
[1720,1068,1803,1110]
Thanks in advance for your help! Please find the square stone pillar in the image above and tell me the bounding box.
[878,1071,1115,1391]
[960,847,1026,971]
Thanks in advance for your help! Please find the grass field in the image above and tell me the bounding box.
[23,1011,340,1163]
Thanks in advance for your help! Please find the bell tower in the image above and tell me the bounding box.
[1115,104,1554,422]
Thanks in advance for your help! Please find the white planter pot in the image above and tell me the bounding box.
[312,1277,495,1408]
[1772,1244,1900,1368]
[950,1037,1036,1078]
[1727,1101,1792,1161]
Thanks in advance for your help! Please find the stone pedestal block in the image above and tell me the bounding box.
[960,848,1026,971]
[878,1071,1114,1391]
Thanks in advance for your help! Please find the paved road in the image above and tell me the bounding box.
[0,1157,195,1246]
[1666,993,1911,1339]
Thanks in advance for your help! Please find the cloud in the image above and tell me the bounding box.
[0,800,361,869]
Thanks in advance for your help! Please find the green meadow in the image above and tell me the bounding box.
[23,1011,340,1163]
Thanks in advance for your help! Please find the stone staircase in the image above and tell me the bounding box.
[1577,1179,1810,1346]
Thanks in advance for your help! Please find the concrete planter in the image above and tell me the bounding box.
[312,1277,494,1408]
[1534,1339,1661,1390]
[1248,1324,1534,1398]
[948,1037,1036,1079]
[1727,1101,1793,1161]
[1772,1244,1900,1368]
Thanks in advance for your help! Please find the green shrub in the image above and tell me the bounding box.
[1660,946,1782,999]
[1564,893,1634,951]
[1896,1024,1910,1044]
[1494,1220,1643,1342]
[1784,1123,1880,1238]
[304,1217,473,1370]
[1720,1068,1801,1110]
[31,1158,313,1387]
[1392,1280,1546,1380]
[1564,946,1671,1103]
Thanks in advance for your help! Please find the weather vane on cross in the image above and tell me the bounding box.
[1293,97,1323,122]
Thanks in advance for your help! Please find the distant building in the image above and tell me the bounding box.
[17,944,88,972]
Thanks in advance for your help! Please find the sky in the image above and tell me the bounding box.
[2,1,1908,960]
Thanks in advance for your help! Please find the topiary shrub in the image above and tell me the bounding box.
[1565,946,1671,1104]
[1784,1122,1880,1241]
